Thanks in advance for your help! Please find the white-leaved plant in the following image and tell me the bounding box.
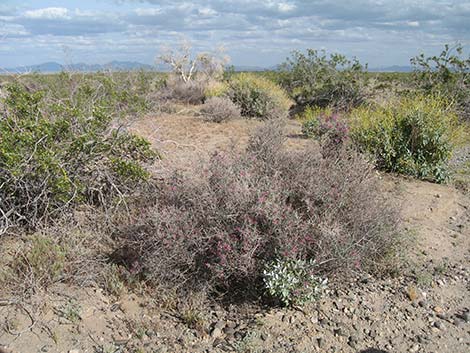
[263,258,328,306]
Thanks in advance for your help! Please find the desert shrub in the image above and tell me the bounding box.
[226,73,292,120]
[118,121,399,300]
[411,43,470,121]
[0,81,157,234]
[300,106,349,145]
[14,235,67,287]
[157,42,230,104]
[279,49,368,110]
[204,80,229,98]
[200,97,241,122]
[263,259,328,306]
[350,94,460,182]
[161,75,207,104]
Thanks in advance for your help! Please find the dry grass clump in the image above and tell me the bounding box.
[115,121,400,299]
[200,96,241,122]
[0,216,110,295]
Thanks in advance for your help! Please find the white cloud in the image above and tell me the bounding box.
[198,8,217,17]
[1,0,469,68]
[407,21,420,27]
[24,7,70,20]
[278,2,296,13]
[135,8,163,16]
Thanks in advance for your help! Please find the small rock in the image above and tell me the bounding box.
[226,321,237,329]
[214,321,226,330]
[211,327,223,339]
[223,327,235,336]
[212,338,224,347]
[433,306,444,314]
[68,350,80,353]
[418,300,427,308]
[316,337,324,348]
[461,311,470,322]
[437,313,448,321]
[434,321,445,330]
[409,344,420,352]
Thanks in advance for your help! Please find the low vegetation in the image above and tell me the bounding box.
[116,122,399,302]
[411,43,470,121]
[279,49,368,111]
[200,96,241,122]
[0,43,468,311]
[225,73,292,120]
[0,78,157,234]
[350,95,460,182]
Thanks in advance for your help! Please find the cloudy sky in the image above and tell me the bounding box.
[0,0,469,68]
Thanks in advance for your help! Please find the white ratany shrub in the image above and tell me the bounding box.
[263,258,328,306]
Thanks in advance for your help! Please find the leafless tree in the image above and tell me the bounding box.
[157,40,230,82]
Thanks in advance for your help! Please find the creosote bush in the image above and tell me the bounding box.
[411,43,470,121]
[200,96,241,122]
[279,49,368,110]
[350,94,460,182]
[226,73,292,120]
[0,81,157,234]
[118,121,399,300]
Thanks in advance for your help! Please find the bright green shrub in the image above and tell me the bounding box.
[226,73,292,120]
[350,95,460,182]
[0,82,157,233]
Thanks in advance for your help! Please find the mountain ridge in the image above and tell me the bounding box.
[1,61,414,74]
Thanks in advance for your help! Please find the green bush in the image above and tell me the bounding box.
[0,81,157,233]
[226,73,292,120]
[411,44,470,121]
[350,94,460,182]
[279,49,367,110]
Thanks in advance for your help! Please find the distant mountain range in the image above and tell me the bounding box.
[0,61,156,74]
[0,61,414,74]
[368,65,413,72]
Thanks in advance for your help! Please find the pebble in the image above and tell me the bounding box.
[409,344,420,352]
[223,327,235,336]
[211,327,223,339]
[434,321,445,330]
[461,311,470,322]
